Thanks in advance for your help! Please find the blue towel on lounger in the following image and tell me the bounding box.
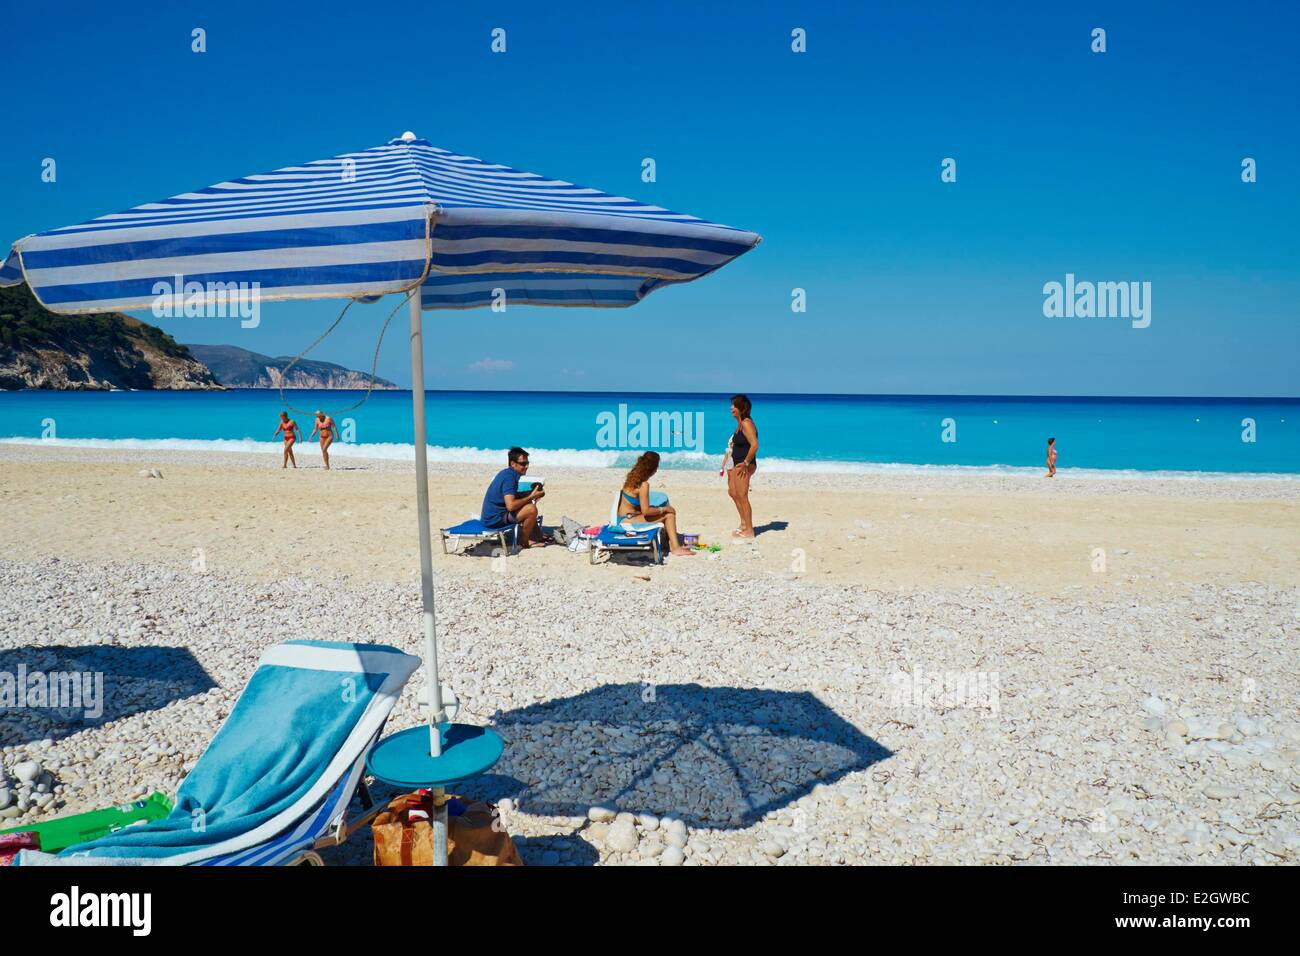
[597,526,659,546]
[446,518,515,536]
[18,641,418,865]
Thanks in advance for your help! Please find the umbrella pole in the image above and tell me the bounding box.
[408,290,445,751]
[408,290,449,866]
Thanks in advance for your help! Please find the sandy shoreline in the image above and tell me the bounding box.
[1,442,1297,595]
[2,444,1297,865]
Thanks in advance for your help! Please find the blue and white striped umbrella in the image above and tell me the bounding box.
[1,133,758,851]
[0,133,760,311]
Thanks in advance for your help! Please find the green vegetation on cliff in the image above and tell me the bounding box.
[0,284,219,390]
[0,284,187,357]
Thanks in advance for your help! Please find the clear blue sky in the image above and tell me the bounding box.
[3,1,1297,396]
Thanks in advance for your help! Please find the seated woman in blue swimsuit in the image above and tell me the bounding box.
[617,451,693,556]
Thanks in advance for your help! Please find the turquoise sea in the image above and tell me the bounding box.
[0,390,1297,478]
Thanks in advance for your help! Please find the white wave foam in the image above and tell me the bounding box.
[0,437,621,468]
[2,437,1295,480]
[755,457,1300,481]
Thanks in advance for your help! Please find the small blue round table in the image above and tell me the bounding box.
[365,723,504,867]
[366,722,504,790]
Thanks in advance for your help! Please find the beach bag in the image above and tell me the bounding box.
[448,800,524,866]
[372,791,523,866]
[553,515,584,546]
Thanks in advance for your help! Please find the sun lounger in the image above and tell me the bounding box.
[440,518,520,556]
[590,524,664,565]
[589,493,665,565]
[440,475,549,556]
[16,640,419,866]
[198,728,380,866]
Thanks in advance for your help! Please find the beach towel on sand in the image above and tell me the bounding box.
[17,640,418,866]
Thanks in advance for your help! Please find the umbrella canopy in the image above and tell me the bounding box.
[0,133,760,312]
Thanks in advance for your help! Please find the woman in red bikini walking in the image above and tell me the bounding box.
[309,410,336,470]
[274,411,301,469]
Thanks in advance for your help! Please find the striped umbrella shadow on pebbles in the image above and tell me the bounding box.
[485,683,891,831]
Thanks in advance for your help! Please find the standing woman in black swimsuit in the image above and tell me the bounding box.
[727,394,759,538]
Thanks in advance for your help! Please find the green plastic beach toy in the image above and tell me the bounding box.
[0,791,173,853]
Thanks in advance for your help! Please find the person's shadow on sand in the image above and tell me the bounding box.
[751,520,789,536]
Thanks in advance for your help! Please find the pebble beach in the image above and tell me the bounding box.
[2,443,1298,865]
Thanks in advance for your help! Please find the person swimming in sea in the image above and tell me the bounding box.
[274,412,301,469]
[309,410,336,470]
[1046,436,1057,478]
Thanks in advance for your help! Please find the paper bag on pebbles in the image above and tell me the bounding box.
[372,792,522,867]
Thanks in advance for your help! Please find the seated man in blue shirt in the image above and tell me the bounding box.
[480,446,548,548]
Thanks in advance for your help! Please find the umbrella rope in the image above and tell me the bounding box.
[277,289,416,418]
